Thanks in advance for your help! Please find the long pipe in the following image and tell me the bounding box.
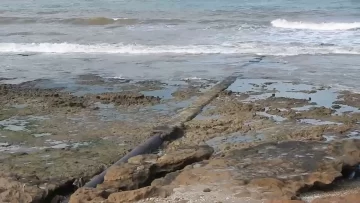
[83,135,164,188]
[63,56,265,202]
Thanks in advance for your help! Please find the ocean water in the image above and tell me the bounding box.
[1,0,360,89]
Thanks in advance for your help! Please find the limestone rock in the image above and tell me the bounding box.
[99,163,152,191]
[127,154,158,165]
[0,174,46,203]
[161,140,360,201]
[68,188,107,203]
[71,145,214,202]
[156,145,214,172]
[311,191,360,203]
[107,186,170,202]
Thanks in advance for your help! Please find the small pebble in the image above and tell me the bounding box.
[203,188,211,192]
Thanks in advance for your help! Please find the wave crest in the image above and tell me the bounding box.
[271,19,360,31]
[0,42,359,56]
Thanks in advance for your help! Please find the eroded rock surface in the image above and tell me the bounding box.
[145,139,360,202]
[68,145,213,203]
[310,192,360,203]
[0,173,47,203]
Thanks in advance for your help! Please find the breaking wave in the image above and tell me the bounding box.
[0,42,359,56]
[271,19,360,31]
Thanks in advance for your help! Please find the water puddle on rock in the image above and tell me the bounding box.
[45,139,90,149]
[323,130,360,142]
[228,78,360,117]
[228,79,336,106]
[94,102,130,121]
[298,119,341,126]
[32,133,52,138]
[0,144,45,153]
[141,86,178,100]
[0,116,48,132]
[141,97,196,116]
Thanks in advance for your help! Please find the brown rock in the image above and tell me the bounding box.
[107,186,169,202]
[0,174,46,203]
[162,139,360,202]
[311,191,360,203]
[151,171,181,187]
[94,92,161,106]
[68,188,107,203]
[127,154,158,165]
[157,145,214,172]
[99,163,152,191]
[90,145,214,202]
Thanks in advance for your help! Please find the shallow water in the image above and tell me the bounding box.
[0,1,360,91]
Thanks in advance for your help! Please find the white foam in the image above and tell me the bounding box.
[112,18,128,21]
[0,42,359,56]
[183,77,203,80]
[271,19,360,31]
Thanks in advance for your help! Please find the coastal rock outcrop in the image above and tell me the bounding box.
[143,139,360,202]
[68,145,214,203]
[0,173,47,203]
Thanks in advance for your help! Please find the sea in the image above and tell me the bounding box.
[1,0,360,90]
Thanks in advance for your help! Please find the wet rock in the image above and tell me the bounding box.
[259,97,310,109]
[76,74,105,85]
[307,107,335,116]
[0,83,88,109]
[332,104,341,109]
[335,91,360,108]
[94,92,161,106]
[171,86,200,100]
[135,80,166,87]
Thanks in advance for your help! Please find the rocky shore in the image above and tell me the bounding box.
[1,76,360,202]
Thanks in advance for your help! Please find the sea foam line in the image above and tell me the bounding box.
[0,42,359,56]
[271,19,360,31]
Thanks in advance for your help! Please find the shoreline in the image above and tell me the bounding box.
[0,75,360,202]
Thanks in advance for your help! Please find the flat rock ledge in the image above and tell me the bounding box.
[69,139,360,203]
[2,139,360,203]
